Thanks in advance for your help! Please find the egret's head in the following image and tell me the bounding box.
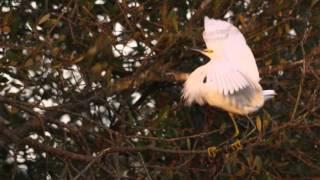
[190,48,214,59]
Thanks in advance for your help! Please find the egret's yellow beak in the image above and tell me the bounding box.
[189,48,203,53]
[189,48,214,58]
[189,48,213,53]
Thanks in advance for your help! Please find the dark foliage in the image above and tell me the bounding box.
[0,0,320,179]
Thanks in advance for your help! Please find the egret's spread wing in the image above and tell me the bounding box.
[202,17,260,82]
[225,43,260,82]
[204,60,264,114]
[202,17,246,49]
[205,60,261,96]
[183,60,264,113]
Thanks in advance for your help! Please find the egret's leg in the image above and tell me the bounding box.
[226,113,243,153]
[207,113,241,157]
[245,115,257,137]
[228,113,239,138]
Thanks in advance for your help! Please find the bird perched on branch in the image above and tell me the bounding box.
[182,17,276,156]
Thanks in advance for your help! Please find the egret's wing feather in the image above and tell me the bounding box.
[204,60,264,113]
[182,65,207,105]
[228,74,239,94]
[205,60,259,96]
[225,43,260,82]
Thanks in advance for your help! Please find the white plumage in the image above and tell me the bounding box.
[183,17,275,115]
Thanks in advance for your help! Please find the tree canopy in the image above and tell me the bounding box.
[1,0,320,179]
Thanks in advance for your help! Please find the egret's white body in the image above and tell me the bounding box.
[183,17,275,115]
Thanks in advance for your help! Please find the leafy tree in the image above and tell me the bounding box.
[0,0,320,179]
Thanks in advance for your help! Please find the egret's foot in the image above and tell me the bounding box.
[208,146,219,157]
[229,140,242,152]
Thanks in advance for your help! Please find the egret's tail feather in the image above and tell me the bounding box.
[263,90,276,101]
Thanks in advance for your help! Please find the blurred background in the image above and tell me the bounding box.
[0,0,320,179]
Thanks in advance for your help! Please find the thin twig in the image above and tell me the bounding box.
[290,27,311,121]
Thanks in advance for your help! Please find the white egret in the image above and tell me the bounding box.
[182,17,276,155]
